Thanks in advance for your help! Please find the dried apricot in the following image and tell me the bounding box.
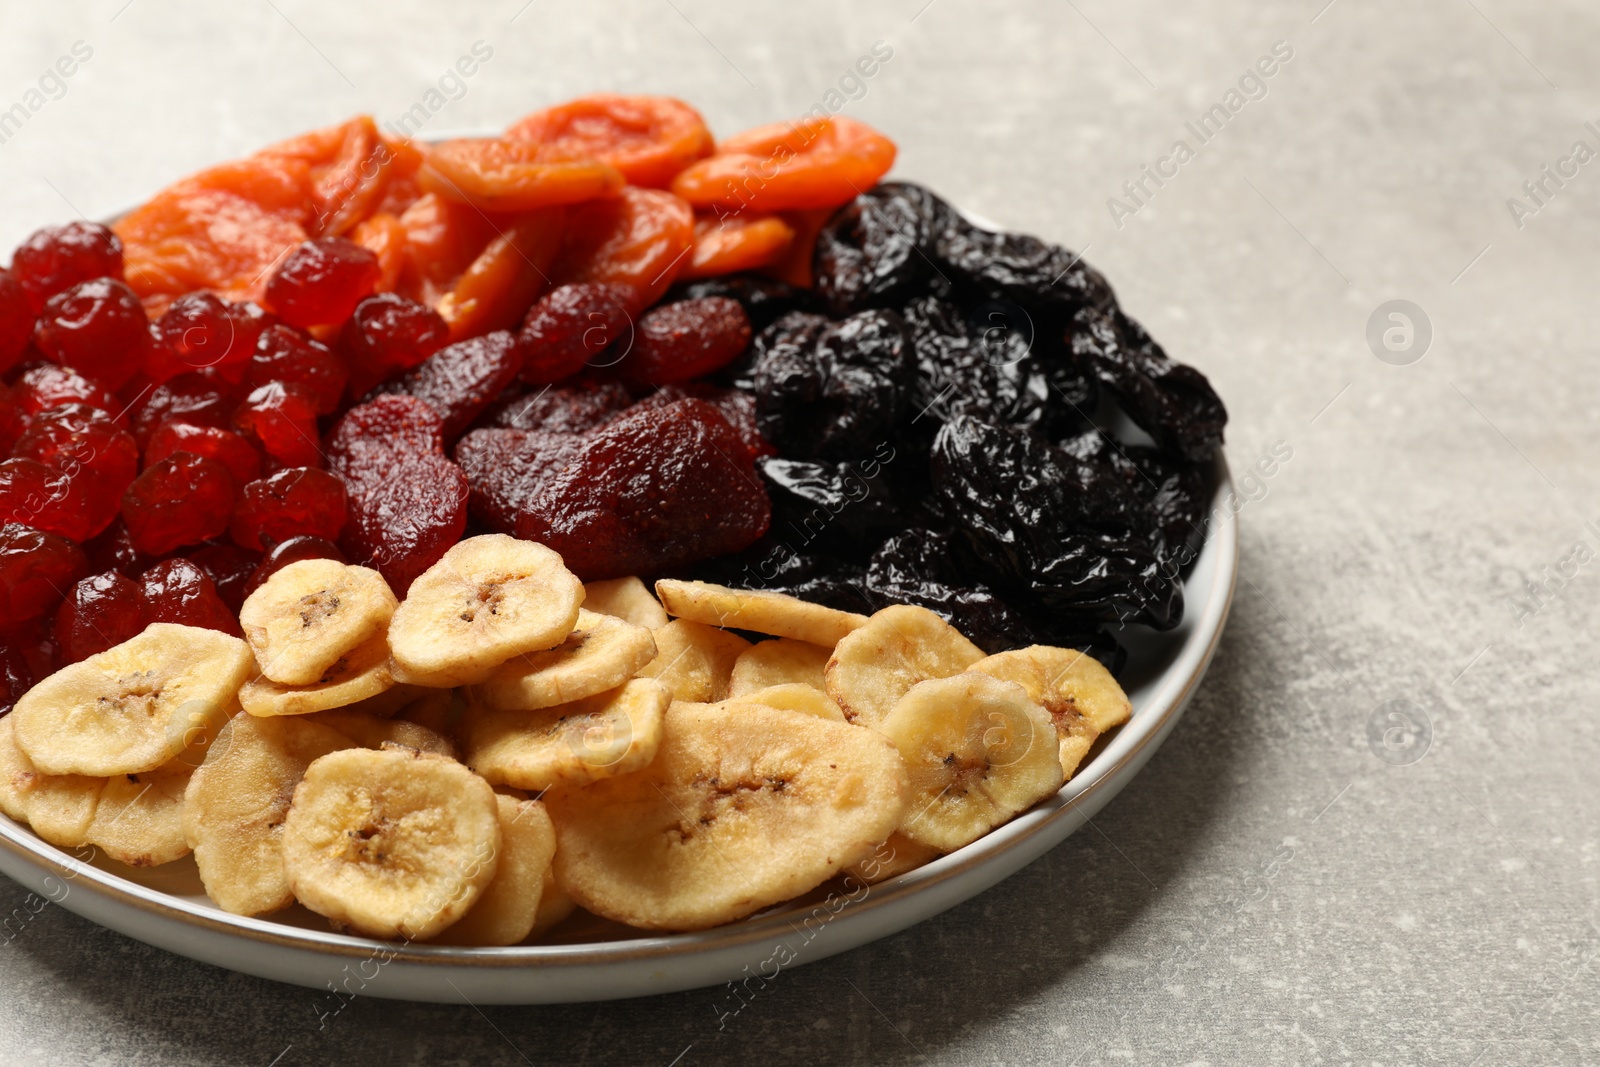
[352,212,408,292]
[507,94,713,188]
[397,193,501,303]
[764,207,834,288]
[261,116,421,237]
[436,208,564,340]
[672,115,896,213]
[555,187,694,309]
[418,139,624,213]
[682,213,795,279]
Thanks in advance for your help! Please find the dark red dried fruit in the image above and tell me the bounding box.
[631,383,774,463]
[122,452,235,556]
[10,221,124,312]
[0,644,39,717]
[83,518,157,578]
[130,373,243,448]
[53,570,150,665]
[249,324,348,415]
[139,558,241,636]
[264,237,381,329]
[326,394,445,493]
[622,296,750,386]
[0,392,25,454]
[454,427,588,533]
[341,454,468,595]
[374,330,520,442]
[233,382,324,469]
[0,523,88,622]
[150,293,267,385]
[243,534,345,600]
[230,467,347,551]
[14,402,139,489]
[185,540,260,614]
[518,283,635,386]
[13,362,121,422]
[481,377,633,433]
[339,293,450,399]
[0,457,102,542]
[34,278,148,390]
[0,268,34,373]
[144,421,263,486]
[514,398,769,579]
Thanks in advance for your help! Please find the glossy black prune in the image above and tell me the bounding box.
[689,539,877,616]
[936,214,1115,314]
[1069,307,1226,463]
[757,453,907,556]
[813,183,947,317]
[750,309,912,462]
[1059,431,1212,572]
[900,295,1052,433]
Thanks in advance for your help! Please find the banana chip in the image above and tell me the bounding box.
[0,715,101,849]
[304,709,457,759]
[728,683,847,723]
[471,610,657,712]
[88,760,194,867]
[970,646,1132,778]
[844,831,942,885]
[430,794,556,947]
[655,579,867,647]
[463,679,669,790]
[583,576,668,629]
[239,559,397,687]
[528,866,578,938]
[635,619,750,703]
[548,700,909,931]
[238,635,395,718]
[728,638,831,697]
[824,605,985,729]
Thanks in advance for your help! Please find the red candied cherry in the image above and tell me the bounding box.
[12,362,121,421]
[519,283,634,385]
[139,558,240,636]
[0,644,39,716]
[622,297,750,386]
[121,452,235,556]
[82,518,156,578]
[185,541,260,614]
[0,268,34,373]
[34,278,148,390]
[0,391,27,454]
[339,293,450,399]
[10,221,124,311]
[230,467,347,551]
[232,382,324,469]
[0,522,88,622]
[249,324,348,415]
[53,570,150,665]
[130,372,245,449]
[264,237,381,329]
[150,293,269,385]
[242,534,344,599]
[14,403,140,497]
[0,456,112,542]
[144,421,264,486]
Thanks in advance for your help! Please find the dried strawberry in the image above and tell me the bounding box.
[243,534,345,599]
[122,452,236,555]
[0,522,88,622]
[230,467,347,551]
[13,362,121,422]
[131,373,243,448]
[264,237,381,329]
[339,293,450,399]
[621,296,750,385]
[143,421,264,486]
[53,570,149,665]
[326,394,445,493]
[632,383,774,462]
[481,376,634,433]
[185,540,260,614]
[518,283,634,385]
[249,324,349,415]
[233,382,325,469]
[341,453,467,595]
[373,330,520,441]
[139,558,241,636]
[454,427,588,533]
[34,278,148,390]
[10,221,124,311]
[0,268,34,373]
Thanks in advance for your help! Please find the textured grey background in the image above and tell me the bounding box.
[2,0,1598,1064]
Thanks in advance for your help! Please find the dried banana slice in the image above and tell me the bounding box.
[547,700,909,931]
[341,682,432,719]
[282,747,501,940]
[844,831,942,885]
[970,646,1132,778]
[0,715,102,849]
[183,712,354,916]
[583,576,669,629]
[463,678,669,791]
[655,579,867,647]
[877,673,1064,853]
[728,638,831,697]
[0,716,35,822]
[528,867,577,938]
[634,619,750,703]
[13,624,253,777]
[238,635,394,718]
[471,610,657,712]
[396,688,464,742]
[87,760,194,867]
[304,709,457,759]
[388,534,584,688]
[430,794,556,946]
[239,559,397,687]
[824,605,984,730]
[728,683,846,723]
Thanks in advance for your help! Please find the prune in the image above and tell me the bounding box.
[340,293,450,399]
[757,453,906,555]
[935,213,1115,315]
[750,309,912,462]
[122,452,236,556]
[931,415,1180,630]
[454,427,588,533]
[152,293,266,384]
[131,373,243,448]
[1069,307,1226,463]
[0,523,87,622]
[243,534,345,599]
[628,383,773,463]
[249,325,348,415]
[53,571,149,664]
[622,297,750,386]
[519,283,635,385]
[230,467,348,551]
[1059,432,1211,570]
[326,394,446,494]
[373,330,521,441]
[480,377,633,433]
[341,452,468,595]
[690,541,876,615]
[264,237,381,329]
[813,182,948,317]
[144,422,263,486]
[13,362,121,422]
[34,278,147,390]
[0,269,33,372]
[139,558,241,636]
[233,382,324,469]
[10,221,124,311]
[185,540,260,614]
[900,295,1053,433]
[514,398,770,580]
[667,274,821,332]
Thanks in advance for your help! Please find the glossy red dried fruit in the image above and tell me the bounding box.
[139,558,241,636]
[339,293,450,399]
[482,376,633,433]
[622,296,750,386]
[150,293,268,385]
[341,453,467,595]
[249,324,348,414]
[130,372,243,448]
[0,523,88,622]
[14,401,139,483]
[143,421,263,486]
[0,269,34,373]
[454,427,588,533]
[10,221,125,311]
[53,570,150,665]
[121,452,236,556]
[517,283,635,385]
[0,457,102,542]
[185,540,260,614]
[375,330,520,441]
[0,645,39,717]
[515,398,770,579]
[326,393,445,493]
[34,278,148,390]
[633,383,775,463]
[243,534,345,599]
[83,518,157,579]
[232,382,324,469]
[13,362,122,422]
[264,237,381,329]
[230,467,348,551]
[0,393,25,454]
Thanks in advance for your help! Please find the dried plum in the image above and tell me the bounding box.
[936,214,1114,314]
[757,449,905,556]
[813,182,946,317]
[900,295,1052,433]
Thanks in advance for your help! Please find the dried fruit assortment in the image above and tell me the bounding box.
[0,95,1228,943]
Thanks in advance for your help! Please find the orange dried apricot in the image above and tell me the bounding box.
[396,193,502,305]
[351,212,408,293]
[418,139,624,214]
[761,207,834,288]
[554,187,694,309]
[682,212,795,279]
[671,115,896,214]
[507,94,713,188]
[436,208,566,340]
[259,117,423,238]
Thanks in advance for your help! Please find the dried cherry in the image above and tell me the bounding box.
[53,570,149,664]
[185,540,260,614]
[13,403,139,494]
[83,518,156,579]
[143,422,263,486]
[131,373,243,448]
[10,221,124,311]
[518,283,635,385]
[0,269,33,373]
[12,362,122,421]
[151,293,267,384]
[243,534,345,599]
[622,297,750,386]
[249,324,348,414]
[232,382,325,469]
[263,237,381,329]
[230,467,347,551]
[122,452,236,556]
[34,278,148,390]
[139,558,241,636]
[373,330,520,441]
[0,457,105,542]
[0,523,87,622]
[339,293,450,399]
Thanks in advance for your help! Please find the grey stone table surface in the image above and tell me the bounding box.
[1,0,1597,1063]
